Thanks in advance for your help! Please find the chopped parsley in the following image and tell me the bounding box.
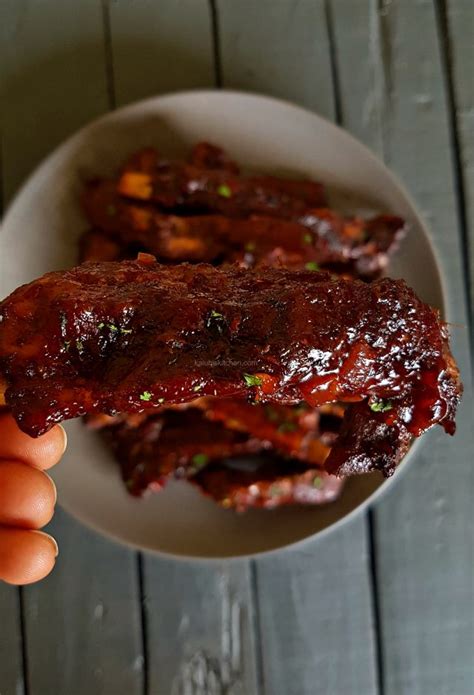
[193,384,203,392]
[75,340,84,353]
[369,399,393,413]
[303,233,313,245]
[265,406,279,422]
[191,453,209,469]
[139,391,152,402]
[278,421,297,433]
[98,322,131,334]
[269,484,283,498]
[245,241,256,252]
[243,373,263,388]
[217,184,232,198]
[312,476,323,489]
[305,261,320,271]
[206,309,227,334]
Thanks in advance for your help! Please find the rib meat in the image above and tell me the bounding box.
[188,142,240,174]
[117,158,327,215]
[198,399,343,465]
[193,458,344,511]
[81,180,405,276]
[0,259,460,475]
[97,408,263,496]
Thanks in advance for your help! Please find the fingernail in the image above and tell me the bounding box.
[48,474,57,505]
[36,531,59,557]
[58,425,68,455]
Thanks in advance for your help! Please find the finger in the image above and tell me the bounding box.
[0,527,58,585]
[0,413,67,470]
[0,460,56,529]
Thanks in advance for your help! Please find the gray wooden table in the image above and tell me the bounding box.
[0,2,472,694]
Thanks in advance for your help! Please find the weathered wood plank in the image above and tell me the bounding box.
[446,0,474,315]
[142,559,259,694]
[109,2,262,693]
[218,3,379,694]
[331,1,474,693]
[0,585,24,695]
[109,0,214,106]
[0,0,109,201]
[23,509,143,695]
[218,0,335,119]
[255,531,378,695]
[0,3,144,694]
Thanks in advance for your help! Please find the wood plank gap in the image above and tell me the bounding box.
[18,587,30,695]
[249,559,265,695]
[324,0,342,124]
[367,510,385,695]
[137,553,149,695]
[329,7,382,691]
[101,0,116,109]
[209,0,222,88]
[435,0,473,341]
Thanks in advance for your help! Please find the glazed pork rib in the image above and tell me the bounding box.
[0,258,460,475]
[82,179,405,276]
[117,156,327,215]
[193,459,344,511]
[198,399,343,466]
[97,406,343,508]
[97,408,264,497]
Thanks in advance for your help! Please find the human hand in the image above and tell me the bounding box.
[0,413,66,584]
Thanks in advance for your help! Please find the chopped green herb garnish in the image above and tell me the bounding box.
[217,184,232,198]
[245,241,256,252]
[206,308,227,334]
[313,476,323,489]
[305,261,320,271]
[369,399,393,413]
[63,341,71,351]
[303,233,313,245]
[265,406,279,422]
[60,313,68,333]
[193,384,203,392]
[98,321,131,335]
[139,391,152,402]
[269,484,283,498]
[278,421,297,433]
[192,453,209,469]
[76,340,84,353]
[243,373,263,388]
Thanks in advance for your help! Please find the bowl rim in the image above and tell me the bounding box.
[1,88,450,561]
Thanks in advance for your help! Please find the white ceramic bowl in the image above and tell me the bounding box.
[0,90,444,558]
